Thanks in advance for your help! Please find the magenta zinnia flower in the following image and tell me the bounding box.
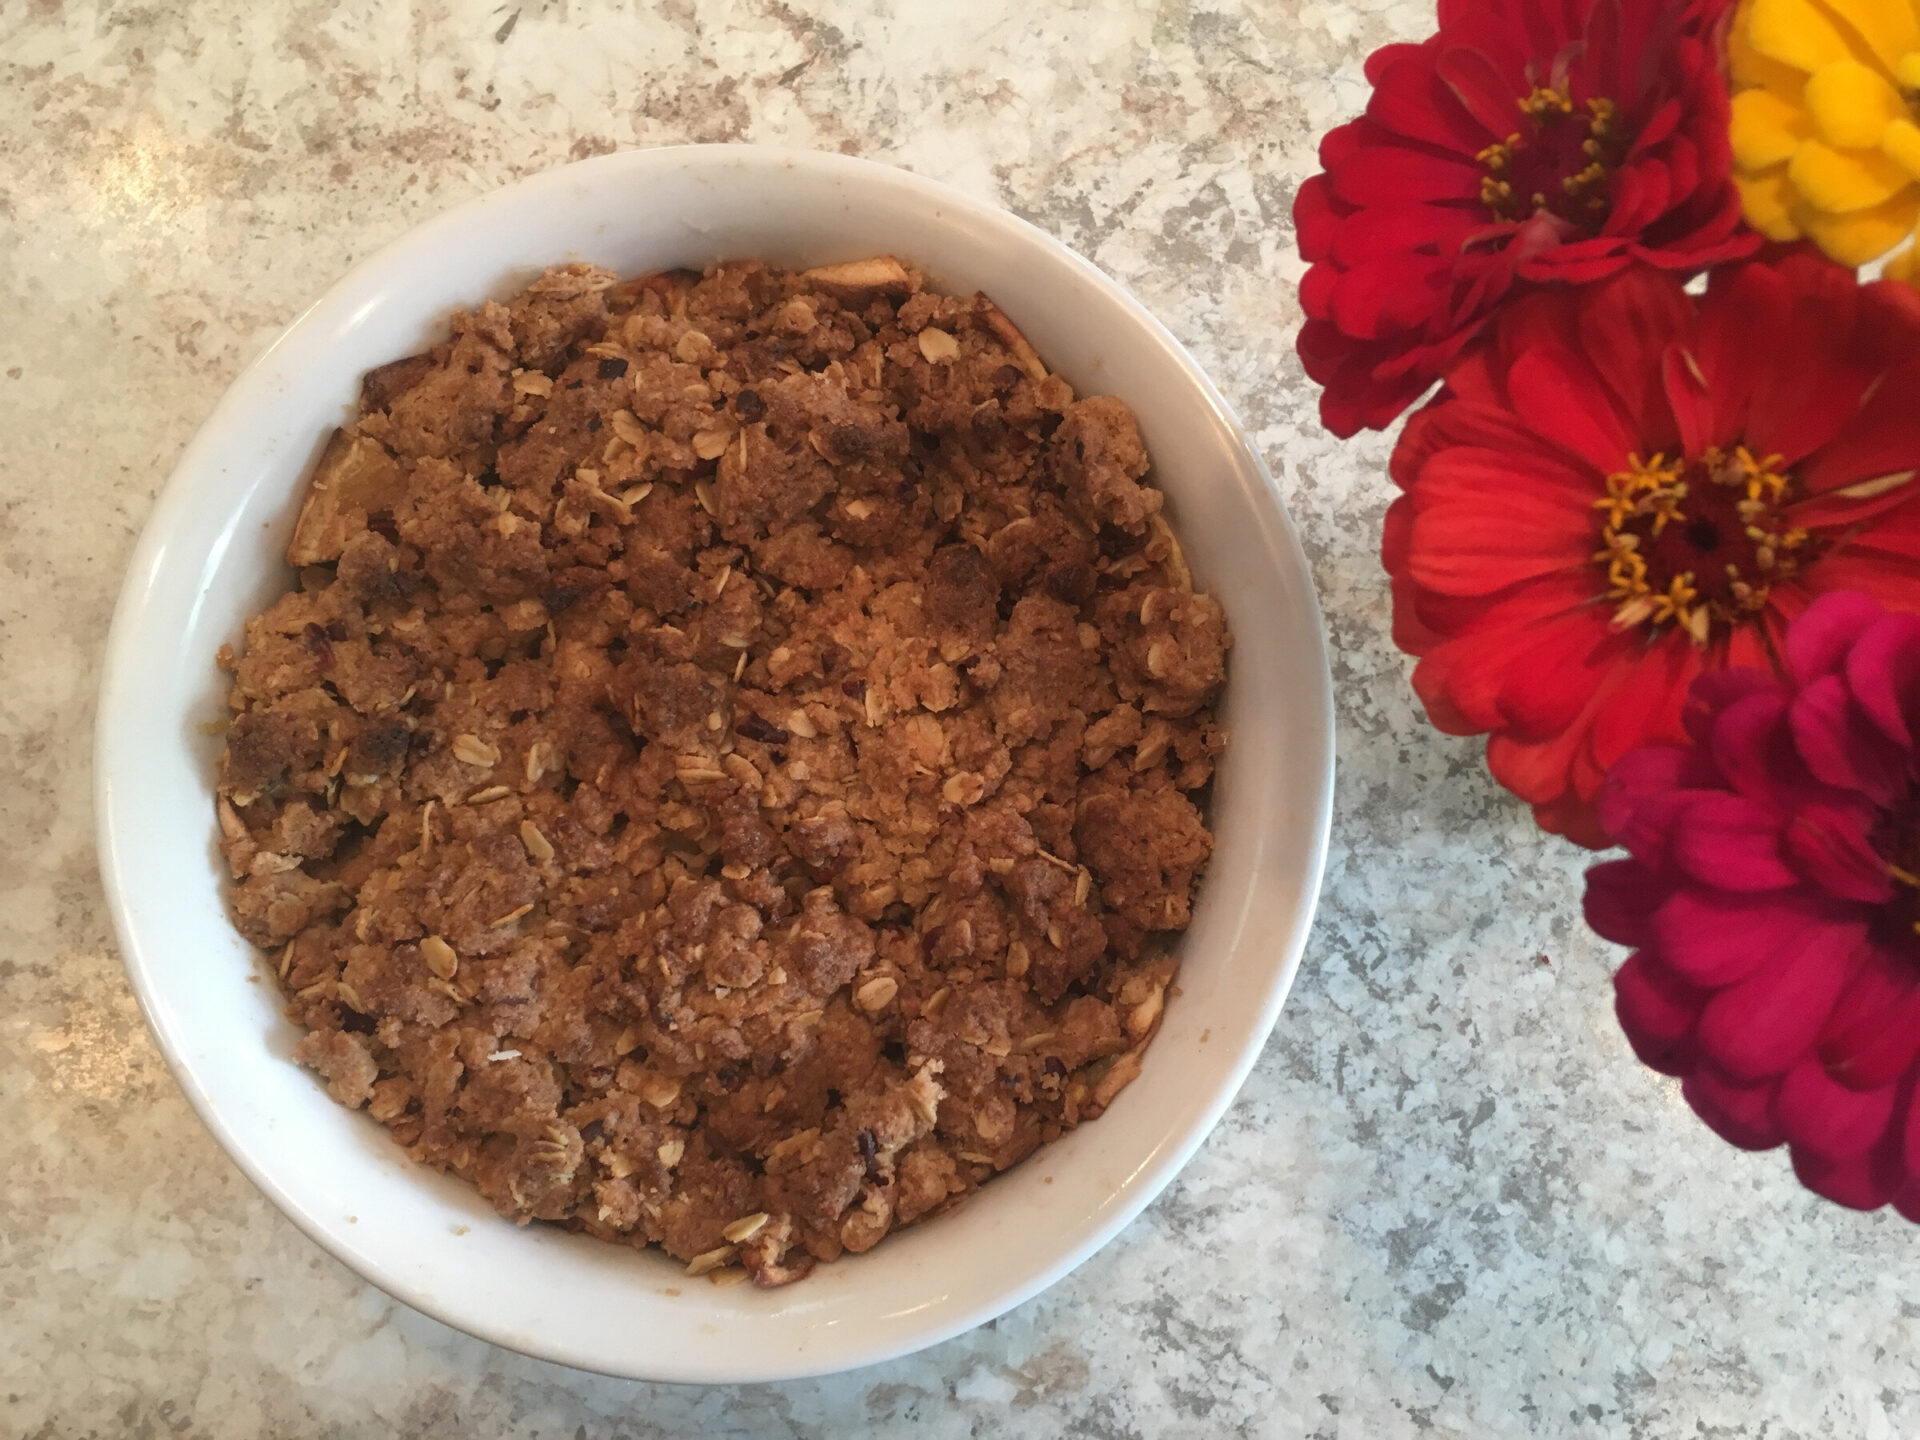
[1585,592,1920,1216]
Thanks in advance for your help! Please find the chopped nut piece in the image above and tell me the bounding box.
[286,430,405,566]
[917,328,961,363]
[420,936,458,980]
[722,1211,771,1243]
[1128,986,1165,1038]
[941,771,986,806]
[800,255,912,299]
[905,1066,943,1126]
[639,1074,682,1110]
[1089,1047,1145,1110]
[977,297,1049,382]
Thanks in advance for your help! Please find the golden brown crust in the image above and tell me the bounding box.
[215,258,1229,1286]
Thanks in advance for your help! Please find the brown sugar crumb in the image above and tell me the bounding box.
[214,256,1230,1286]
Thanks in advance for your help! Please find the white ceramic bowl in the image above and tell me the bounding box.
[96,146,1333,1382]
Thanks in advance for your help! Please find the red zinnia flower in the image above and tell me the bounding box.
[1585,593,1920,1218]
[1295,0,1758,437]
[1386,254,1920,847]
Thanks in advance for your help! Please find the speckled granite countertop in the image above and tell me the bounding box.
[2,2,1910,1435]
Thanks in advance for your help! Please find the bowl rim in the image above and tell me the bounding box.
[94,142,1334,1380]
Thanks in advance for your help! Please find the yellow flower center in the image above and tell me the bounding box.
[1478,86,1622,229]
[1593,446,1814,645]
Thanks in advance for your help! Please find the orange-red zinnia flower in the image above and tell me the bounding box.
[1295,0,1758,437]
[1386,254,1920,846]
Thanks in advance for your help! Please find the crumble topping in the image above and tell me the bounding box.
[215,256,1230,1285]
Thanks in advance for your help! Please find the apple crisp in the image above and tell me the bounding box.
[213,256,1230,1285]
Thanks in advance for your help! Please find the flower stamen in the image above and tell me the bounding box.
[1594,446,1813,645]
[1479,89,1624,228]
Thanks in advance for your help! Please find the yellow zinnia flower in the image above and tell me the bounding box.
[1728,0,1920,266]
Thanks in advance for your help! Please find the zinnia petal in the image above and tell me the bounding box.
[1776,1058,1899,1162]
[1817,0,1920,70]
[1598,743,1723,863]
[1406,501,1589,596]
[1577,253,1696,437]
[1788,139,1914,214]
[1792,358,1920,498]
[1734,166,1807,240]
[1671,794,1798,891]
[1327,204,1483,268]
[1683,1066,1786,1149]
[1804,59,1907,149]
[1791,1144,1896,1208]
[1845,610,1920,745]
[1748,0,1866,73]
[1368,53,1497,152]
[1615,949,1707,1075]
[1897,1080,1920,1216]
[1502,349,1636,474]
[1781,800,1898,903]
[1651,888,1835,988]
[1588,632,1701,772]
[1681,667,1783,748]
[1789,674,1909,803]
[1329,256,1452,340]
[1696,919,1870,1080]
[1707,691,1814,807]
[1330,138,1487,208]
[1785,589,1894,681]
[1820,949,1920,1089]
[1797,190,1920,265]
[1732,87,1815,169]
[1413,445,1601,508]
[1743,295,1886,465]
[1585,859,1671,948]
[1409,575,1612,732]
